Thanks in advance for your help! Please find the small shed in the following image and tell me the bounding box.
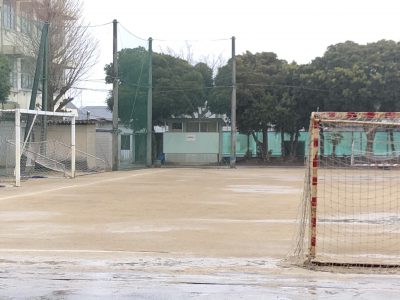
[74,105,135,167]
[163,118,224,165]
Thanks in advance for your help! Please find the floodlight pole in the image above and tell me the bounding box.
[230,36,237,168]
[146,37,153,167]
[112,19,119,171]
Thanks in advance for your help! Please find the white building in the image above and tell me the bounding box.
[0,0,68,109]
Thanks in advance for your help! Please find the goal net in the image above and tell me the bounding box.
[0,109,107,186]
[293,112,400,269]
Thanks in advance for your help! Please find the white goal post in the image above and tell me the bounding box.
[0,109,77,187]
[293,111,400,269]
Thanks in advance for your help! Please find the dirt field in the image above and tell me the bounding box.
[0,167,399,299]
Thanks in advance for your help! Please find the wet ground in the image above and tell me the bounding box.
[0,168,399,299]
[1,253,400,299]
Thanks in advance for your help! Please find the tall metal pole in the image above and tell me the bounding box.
[42,22,49,111]
[146,38,153,167]
[112,19,119,171]
[41,22,49,152]
[15,109,21,187]
[28,23,48,111]
[71,115,76,178]
[21,23,49,174]
[230,36,237,168]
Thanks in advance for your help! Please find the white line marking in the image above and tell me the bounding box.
[0,170,167,201]
[0,249,169,254]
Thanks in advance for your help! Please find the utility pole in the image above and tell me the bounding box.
[230,36,237,168]
[112,19,119,171]
[146,38,153,167]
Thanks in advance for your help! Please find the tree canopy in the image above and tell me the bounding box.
[308,40,400,112]
[105,47,213,129]
[17,0,98,111]
[105,39,400,158]
[0,54,11,105]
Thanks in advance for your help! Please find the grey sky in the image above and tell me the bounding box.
[77,0,400,106]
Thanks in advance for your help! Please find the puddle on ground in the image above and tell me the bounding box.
[190,218,297,224]
[320,213,400,225]
[225,185,301,194]
[0,255,399,299]
[106,224,207,233]
[0,211,60,221]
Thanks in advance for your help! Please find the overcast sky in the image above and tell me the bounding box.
[77,0,400,107]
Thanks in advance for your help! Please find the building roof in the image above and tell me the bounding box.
[65,102,78,110]
[165,117,225,123]
[77,106,112,121]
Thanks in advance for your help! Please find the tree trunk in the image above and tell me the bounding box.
[263,129,269,161]
[288,133,294,158]
[365,126,377,157]
[48,88,54,111]
[389,129,396,154]
[332,144,336,159]
[246,133,251,159]
[280,130,285,159]
[251,131,267,161]
[292,132,299,159]
[319,127,325,159]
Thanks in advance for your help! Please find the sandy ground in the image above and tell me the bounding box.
[0,167,399,299]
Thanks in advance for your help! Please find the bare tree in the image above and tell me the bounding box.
[16,0,98,111]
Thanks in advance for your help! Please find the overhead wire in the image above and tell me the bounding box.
[118,22,230,43]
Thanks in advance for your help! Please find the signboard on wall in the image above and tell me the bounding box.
[186,134,196,142]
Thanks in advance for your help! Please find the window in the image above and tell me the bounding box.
[207,122,217,132]
[21,59,34,90]
[20,12,32,34]
[3,0,15,30]
[9,58,17,89]
[200,123,208,132]
[171,122,182,130]
[121,135,130,151]
[186,122,199,132]
[200,122,217,132]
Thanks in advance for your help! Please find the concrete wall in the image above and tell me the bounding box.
[163,132,221,164]
[46,123,97,169]
[47,124,96,154]
[95,131,112,169]
[95,131,134,169]
[0,120,16,169]
[0,122,98,170]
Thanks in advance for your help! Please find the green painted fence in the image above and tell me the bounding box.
[222,131,400,158]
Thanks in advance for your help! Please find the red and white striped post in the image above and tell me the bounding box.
[309,112,320,259]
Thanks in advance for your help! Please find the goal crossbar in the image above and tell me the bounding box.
[2,109,77,118]
[315,119,400,127]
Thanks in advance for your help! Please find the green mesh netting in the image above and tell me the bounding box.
[118,25,150,165]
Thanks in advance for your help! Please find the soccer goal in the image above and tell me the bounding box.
[294,112,400,269]
[0,109,78,186]
[1,109,109,187]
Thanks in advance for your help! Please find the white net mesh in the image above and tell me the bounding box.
[293,112,400,270]
[0,110,107,186]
